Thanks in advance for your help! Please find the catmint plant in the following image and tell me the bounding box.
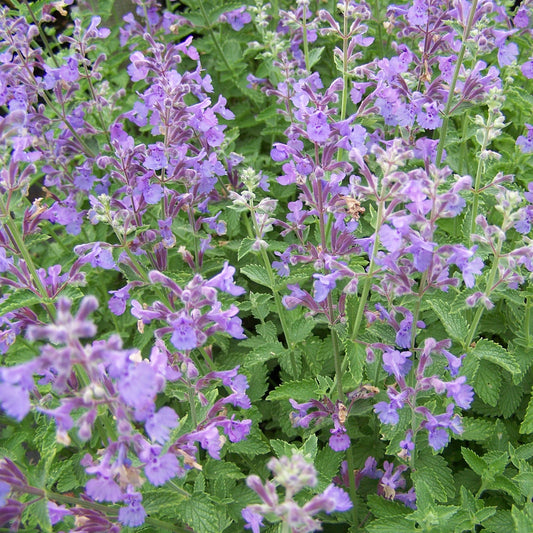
[0,0,533,531]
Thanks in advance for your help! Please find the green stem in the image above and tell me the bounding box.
[44,490,187,532]
[436,0,479,166]
[22,0,59,67]
[345,447,359,528]
[197,0,235,75]
[348,198,384,343]
[464,235,503,348]
[0,195,55,318]
[339,0,350,123]
[469,112,492,239]
[302,3,310,72]
[526,295,531,345]
[243,213,297,375]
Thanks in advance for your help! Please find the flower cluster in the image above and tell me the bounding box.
[242,454,352,533]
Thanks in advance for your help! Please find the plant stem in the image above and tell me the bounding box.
[0,195,55,319]
[197,0,235,75]
[464,234,503,348]
[243,211,297,375]
[22,0,59,67]
[302,3,310,72]
[348,198,384,343]
[436,0,479,166]
[469,111,492,239]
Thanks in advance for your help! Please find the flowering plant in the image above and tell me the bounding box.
[1,0,533,531]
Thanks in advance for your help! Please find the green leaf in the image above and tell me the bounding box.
[229,435,270,456]
[289,317,316,343]
[471,338,520,376]
[345,341,365,385]
[514,472,533,499]
[473,361,501,407]
[0,289,43,314]
[267,379,317,401]
[238,238,258,260]
[520,386,533,434]
[177,493,231,533]
[366,517,417,532]
[456,417,495,441]
[256,321,278,341]
[462,447,488,477]
[222,39,241,64]
[412,453,455,503]
[241,264,272,288]
[315,446,343,491]
[512,505,533,533]
[308,47,324,69]
[427,299,469,342]
[511,442,533,462]
[367,494,411,518]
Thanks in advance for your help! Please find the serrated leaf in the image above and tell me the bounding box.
[474,361,501,406]
[514,472,533,499]
[0,289,43,314]
[289,318,315,343]
[241,264,272,288]
[345,341,365,385]
[229,435,270,456]
[367,494,411,518]
[366,517,417,532]
[177,493,231,533]
[471,339,520,376]
[412,453,455,502]
[238,238,258,260]
[256,321,277,341]
[462,447,488,477]
[512,505,533,533]
[512,442,533,462]
[428,299,469,342]
[308,46,325,69]
[520,386,533,434]
[278,348,302,377]
[315,446,343,490]
[456,417,495,441]
[266,378,317,401]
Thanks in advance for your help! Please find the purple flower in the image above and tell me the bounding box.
[144,145,168,170]
[382,350,412,378]
[242,508,264,533]
[145,406,179,444]
[313,271,341,303]
[206,262,245,296]
[307,111,331,144]
[108,286,130,316]
[417,101,443,130]
[169,315,198,350]
[0,383,31,421]
[194,425,223,459]
[221,6,252,31]
[407,0,428,26]
[86,475,122,503]
[517,124,533,153]
[446,376,474,409]
[515,7,530,28]
[329,426,350,451]
[0,481,9,507]
[521,58,533,79]
[221,415,252,442]
[143,447,181,486]
[48,501,72,525]
[118,490,147,527]
[374,401,399,425]
[118,362,159,414]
